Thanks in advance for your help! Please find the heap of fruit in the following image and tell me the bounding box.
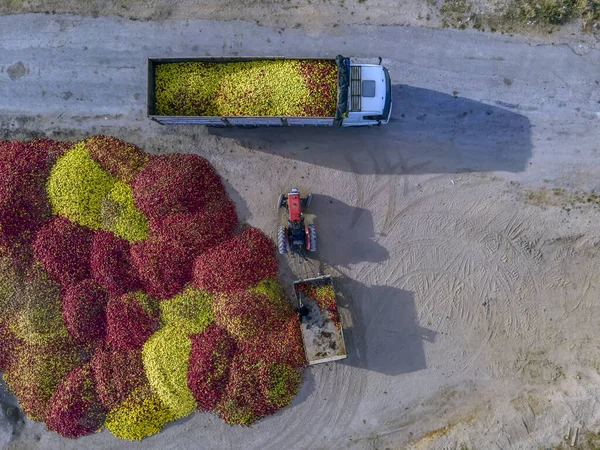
[155,60,338,117]
[295,282,340,329]
[0,137,306,440]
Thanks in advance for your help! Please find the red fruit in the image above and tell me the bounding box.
[62,279,108,344]
[0,318,21,371]
[46,364,105,439]
[149,197,238,259]
[90,346,146,410]
[32,217,94,288]
[192,226,278,293]
[105,292,158,350]
[243,315,307,370]
[187,324,236,410]
[83,135,147,183]
[0,140,52,244]
[130,236,192,300]
[26,138,73,161]
[3,339,83,422]
[90,231,140,296]
[212,290,285,341]
[216,351,267,425]
[131,154,226,220]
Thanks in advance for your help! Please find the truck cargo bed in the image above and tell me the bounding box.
[294,275,347,365]
[147,56,338,125]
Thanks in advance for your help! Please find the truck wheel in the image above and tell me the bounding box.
[278,226,288,255]
[306,193,313,208]
[308,225,317,252]
[276,194,284,210]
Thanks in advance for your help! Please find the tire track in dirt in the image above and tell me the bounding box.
[389,211,541,299]
[266,150,427,448]
[380,171,448,235]
[292,152,600,447]
[346,149,433,231]
[263,264,368,450]
[357,178,555,376]
[388,239,521,335]
[259,353,366,449]
[540,234,600,321]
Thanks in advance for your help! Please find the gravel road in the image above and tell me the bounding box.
[1,13,600,450]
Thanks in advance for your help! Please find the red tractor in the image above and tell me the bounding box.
[277,188,317,257]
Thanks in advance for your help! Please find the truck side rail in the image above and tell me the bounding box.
[148,116,336,126]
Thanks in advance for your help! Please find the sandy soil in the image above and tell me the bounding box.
[1,12,600,450]
[0,0,599,48]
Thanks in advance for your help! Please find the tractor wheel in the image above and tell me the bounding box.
[308,224,317,252]
[277,226,288,255]
[306,193,313,208]
[276,194,284,210]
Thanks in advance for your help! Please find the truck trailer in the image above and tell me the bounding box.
[294,275,347,365]
[147,55,392,127]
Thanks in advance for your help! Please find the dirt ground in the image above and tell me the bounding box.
[0,0,599,48]
[1,6,600,450]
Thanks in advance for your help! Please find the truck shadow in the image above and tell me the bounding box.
[335,278,436,376]
[209,85,532,175]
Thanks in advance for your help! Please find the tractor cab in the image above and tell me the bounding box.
[287,189,303,222]
[277,189,316,258]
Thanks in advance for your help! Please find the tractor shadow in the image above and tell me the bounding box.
[335,278,436,376]
[309,194,388,269]
[209,85,532,175]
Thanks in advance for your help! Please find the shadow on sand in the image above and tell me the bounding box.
[336,279,435,376]
[210,85,532,175]
[275,195,433,376]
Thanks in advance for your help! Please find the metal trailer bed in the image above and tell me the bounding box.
[293,275,347,365]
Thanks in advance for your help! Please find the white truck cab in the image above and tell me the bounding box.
[342,63,392,127]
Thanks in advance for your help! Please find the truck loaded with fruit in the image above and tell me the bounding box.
[147,55,392,127]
